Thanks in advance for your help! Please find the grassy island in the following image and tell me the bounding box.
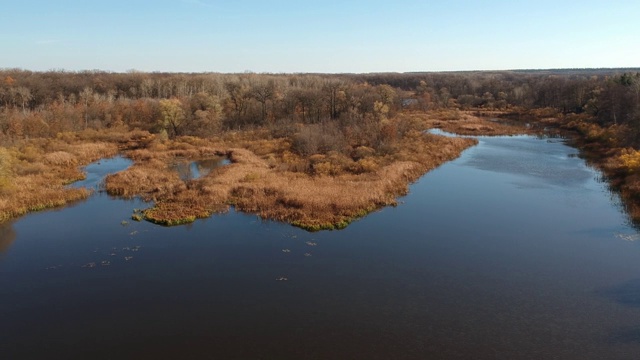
[105,113,484,230]
[0,113,496,230]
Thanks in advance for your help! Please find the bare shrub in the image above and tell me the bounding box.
[292,122,346,156]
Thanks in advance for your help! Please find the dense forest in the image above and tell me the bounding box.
[1,68,639,142]
[1,68,640,227]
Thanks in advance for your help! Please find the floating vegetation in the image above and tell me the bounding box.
[129,230,138,236]
[282,249,291,253]
[131,209,144,222]
[131,245,141,252]
[101,260,110,266]
[304,253,312,257]
[615,232,640,242]
[275,277,288,281]
[109,252,117,256]
[82,262,96,268]
[120,220,129,226]
[122,247,131,251]
[124,256,133,261]
[305,241,317,246]
[45,265,62,270]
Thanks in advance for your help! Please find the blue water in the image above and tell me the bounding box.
[1,135,640,359]
[67,156,133,190]
[171,157,230,181]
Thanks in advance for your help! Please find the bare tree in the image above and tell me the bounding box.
[12,87,33,114]
[251,80,276,123]
[79,87,94,129]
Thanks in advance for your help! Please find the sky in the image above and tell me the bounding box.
[0,0,638,73]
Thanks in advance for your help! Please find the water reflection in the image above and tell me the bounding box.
[171,157,230,181]
[68,156,133,190]
[463,137,594,188]
[600,278,640,308]
[428,128,592,188]
[0,222,16,255]
[609,326,640,344]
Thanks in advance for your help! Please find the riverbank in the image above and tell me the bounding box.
[564,121,640,225]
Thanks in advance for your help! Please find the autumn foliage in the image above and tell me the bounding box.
[1,68,639,227]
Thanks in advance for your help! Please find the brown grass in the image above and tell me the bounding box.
[422,109,532,136]
[105,115,477,230]
[1,112,504,229]
[0,132,122,222]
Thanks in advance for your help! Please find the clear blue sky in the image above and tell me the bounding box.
[1,0,638,73]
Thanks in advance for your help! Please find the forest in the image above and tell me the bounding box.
[1,68,640,227]
[1,68,639,142]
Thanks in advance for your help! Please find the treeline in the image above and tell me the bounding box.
[1,68,639,147]
[353,70,640,121]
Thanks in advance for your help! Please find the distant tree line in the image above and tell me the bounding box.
[1,68,639,148]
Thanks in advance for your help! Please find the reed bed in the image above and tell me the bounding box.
[2,114,516,229]
[105,122,477,230]
[0,134,121,222]
[420,110,532,136]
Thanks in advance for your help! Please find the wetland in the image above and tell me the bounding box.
[2,130,640,359]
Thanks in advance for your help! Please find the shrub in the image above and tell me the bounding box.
[0,148,13,190]
[619,149,640,173]
[292,122,346,156]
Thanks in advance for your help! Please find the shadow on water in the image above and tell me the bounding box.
[599,279,640,308]
[609,326,640,344]
[171,157,230,181]
[0,221,16,255]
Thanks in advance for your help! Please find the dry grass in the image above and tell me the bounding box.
[105,116,477,230]
[0,133,122,222]
[1,112,499,229]
[421,109,532,136]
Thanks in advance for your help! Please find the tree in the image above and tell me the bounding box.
[322,79,345,119]
[159,98,185,137]
[188,92,223,136]
[250,80,276,123]
[224,80,250,124]
[79,87,94,129]
[11,87,32,114]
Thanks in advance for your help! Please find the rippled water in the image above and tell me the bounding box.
[2,136,640,359]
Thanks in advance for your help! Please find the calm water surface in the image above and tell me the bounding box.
[171,156,230,181]
[2,136,640,359]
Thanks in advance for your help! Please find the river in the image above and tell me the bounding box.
[1,134,640,359]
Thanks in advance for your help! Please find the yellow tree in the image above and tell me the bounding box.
[159,98,185,137]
